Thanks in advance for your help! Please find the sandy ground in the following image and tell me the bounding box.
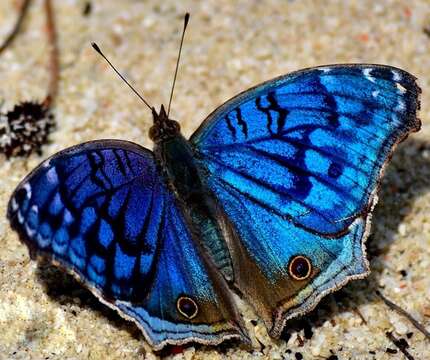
[0,0,429,359]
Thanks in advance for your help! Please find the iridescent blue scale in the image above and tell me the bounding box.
[8,64,421,349]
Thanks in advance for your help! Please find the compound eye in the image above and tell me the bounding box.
[148,126,159,141]
[176,296,199,319]
[288,255,312,280]
[167,119,180,132]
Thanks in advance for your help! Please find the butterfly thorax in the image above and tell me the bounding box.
[152,108,234,280]
[150,105,207,201]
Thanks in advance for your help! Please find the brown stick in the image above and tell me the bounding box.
[0,0,32,54]
[43,0,59,108]
[376,290,430,341]
[352,306,368,325]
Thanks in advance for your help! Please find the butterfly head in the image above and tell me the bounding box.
[149,104,181,143]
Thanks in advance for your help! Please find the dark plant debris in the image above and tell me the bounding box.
[83,1,92,16]
[385,332,415,360]
[386,347,398,354]
[0,101,55,158]
[294,352,303,360]
[0,0,59,158]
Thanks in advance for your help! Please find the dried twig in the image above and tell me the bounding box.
[43,0,59,107]
[0,0,32,54]
[376,290,430,341]
[352,306,368,325]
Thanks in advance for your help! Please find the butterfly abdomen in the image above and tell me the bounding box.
[154,134,234,279]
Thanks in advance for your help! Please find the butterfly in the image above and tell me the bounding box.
[7,14,421,350]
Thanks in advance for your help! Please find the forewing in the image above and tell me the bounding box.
[191,65,420,234]
[8,140,247,349]
[191,65,420,334]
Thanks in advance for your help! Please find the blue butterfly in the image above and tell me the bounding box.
[7,23,421,350]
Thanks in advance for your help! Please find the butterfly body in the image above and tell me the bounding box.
[152,105,234,280]
[8,64,421,349]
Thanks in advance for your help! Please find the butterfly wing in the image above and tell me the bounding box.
[8,140,247,349]
[190,65,421,335]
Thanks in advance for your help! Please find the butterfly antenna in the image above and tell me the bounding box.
[167,13,190,117]
[91,42,153,111]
